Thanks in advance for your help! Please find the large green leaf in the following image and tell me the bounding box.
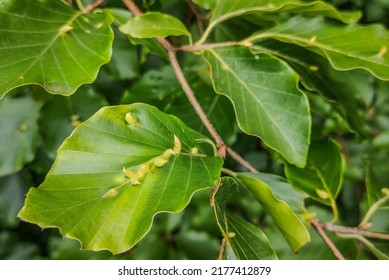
[194,0,361,44]
[203,46,310,167]
[119,12,191,40]
[0,0,114,98]
[237,173,310,252]
[19,103,223,254]
[285,139,345,206]
[213,177,278,259]
[248,16,389,81]
[0,95,41,176]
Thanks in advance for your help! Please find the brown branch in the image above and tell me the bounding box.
[218,238,227,260]
[122,0,142,16]
[311,219,346,260]
[83,0,106,13]
[167,49,225,150]
[319,221,389,241]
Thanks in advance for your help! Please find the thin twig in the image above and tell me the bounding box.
[167,48,225,150]
[177,41,252,52]
[218,238,227,260]
[319,221,389,241]
[311,219,346,260]
[83,0,106,13]
[122,0,142,16]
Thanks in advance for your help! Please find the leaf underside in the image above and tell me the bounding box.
[19,103,223,254]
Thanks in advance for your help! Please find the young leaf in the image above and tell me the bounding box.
[236,173,310,252]
[0,95,41,176]
[248,16,389,81]
[203,46,310,167]
[213,177,278,259]
[253,173,308,214]
[0,0,114,98]
[19,103,223,254]
[285,138,345,206]
[119,12,191,40]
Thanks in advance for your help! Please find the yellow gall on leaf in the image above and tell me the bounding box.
[378,45,387,57]
[227,232,236,238]
[173,134,182,154]
[381,187,389,196]
[125,112,138,126]
[59,24,73,35]
[154,157,168,168]
[309,35,317,43]
[123,167,136,179]
[162,148,175,160]
[130,175,141,185]
[315,189,329,200]
[103,187,119,198]
[190,147,199,154]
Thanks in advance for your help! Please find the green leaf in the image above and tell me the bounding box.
[0,0,114,98]
[203,46,310,167]
[196,0,361,44]
[207,0,360,23]
[248,16,389,81]
[251,40,372,136]
[119,12,191,40]
[213,177,278,259]
[237,173,310,252]
[19,103,223,254]
[285,139,345,206]
[252,173,308,214]
[0,95,41,176]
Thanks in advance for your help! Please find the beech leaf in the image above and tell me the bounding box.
[203,46,310,167]
[0,0,114,98]
[19,103,223,254]
[249,16,389,81]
